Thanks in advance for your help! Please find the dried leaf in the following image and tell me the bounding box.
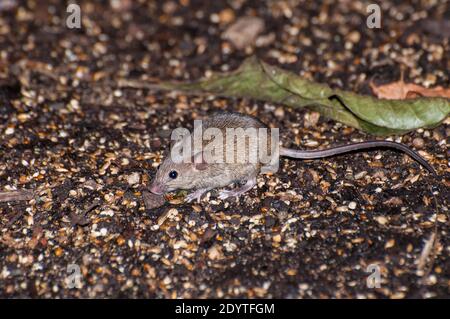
[370,79,450,100]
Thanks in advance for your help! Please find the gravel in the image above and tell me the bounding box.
[0,0,448,298]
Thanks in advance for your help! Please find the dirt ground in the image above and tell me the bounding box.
[0,0,449,298]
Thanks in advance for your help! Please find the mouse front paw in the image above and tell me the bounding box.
[185,189,207,203]
[217,178,257,200]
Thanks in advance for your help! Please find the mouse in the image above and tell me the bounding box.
[149,112,436,203]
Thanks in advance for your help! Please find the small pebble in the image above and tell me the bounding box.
[412,138,424,149]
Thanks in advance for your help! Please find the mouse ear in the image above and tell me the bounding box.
[192,152,208,171]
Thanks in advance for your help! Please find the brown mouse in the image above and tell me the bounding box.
[149,112,436,202]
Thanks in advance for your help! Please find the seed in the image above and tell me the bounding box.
[385,239,395,249]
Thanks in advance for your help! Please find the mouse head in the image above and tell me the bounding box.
[149,152,208,195]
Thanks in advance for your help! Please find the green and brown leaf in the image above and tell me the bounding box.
[122,57,450,135]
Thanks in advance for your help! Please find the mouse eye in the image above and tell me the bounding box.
[168,170,178,179]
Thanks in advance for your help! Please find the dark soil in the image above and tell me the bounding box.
[0,0,449,298]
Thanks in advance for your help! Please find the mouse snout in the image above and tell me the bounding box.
[149,182,165,195]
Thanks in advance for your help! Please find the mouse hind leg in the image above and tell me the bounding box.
[218,177,257,200]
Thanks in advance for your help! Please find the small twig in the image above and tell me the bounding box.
[417,232,437,272]
[117,79,166,90]
[70,199,101,227]
[5,210,26,228]
[416,185,441,285]
[0,190,34,202]
[82,199,101,215]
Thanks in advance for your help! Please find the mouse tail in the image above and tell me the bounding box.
[280,141,436,175]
